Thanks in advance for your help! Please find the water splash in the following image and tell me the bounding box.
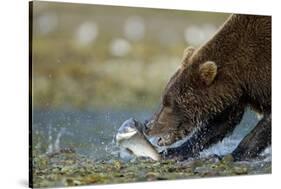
[54,128,66,152]
[46,124,53,154]
[46,126,67,154]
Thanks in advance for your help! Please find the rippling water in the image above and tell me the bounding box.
[32,108,152,159]
[32,108,268,160]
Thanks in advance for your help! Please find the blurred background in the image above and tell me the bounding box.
[32,2,239,159]
[32,2,229,109]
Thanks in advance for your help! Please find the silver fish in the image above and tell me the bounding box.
[116,118,161,161]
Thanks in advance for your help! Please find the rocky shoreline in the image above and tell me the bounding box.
[32,151,271,188]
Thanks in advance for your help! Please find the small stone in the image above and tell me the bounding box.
[222,154,234,164]
[153,162,161,166]
[233,166,248,175]
[113,160,122,170]
[167,167,176,172]
[145,172,159,181]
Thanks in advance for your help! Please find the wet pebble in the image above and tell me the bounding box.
[233,166,248,175]
[32,153,271,187]
[222,154,234,164]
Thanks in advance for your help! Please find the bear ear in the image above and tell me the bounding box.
[199,61,217,85]
[182,46,195,67]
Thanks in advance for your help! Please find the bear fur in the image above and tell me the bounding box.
[145,14,271,161]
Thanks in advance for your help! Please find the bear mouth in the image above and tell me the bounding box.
[153,122,196,147]
[145,131,176,147]
[157,134,174,146]
[154,120,207,149]
[144,119,200,147]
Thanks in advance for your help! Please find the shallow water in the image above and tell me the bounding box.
[32,108,152,159]
[31,108,271,187]
[32,108,266,160]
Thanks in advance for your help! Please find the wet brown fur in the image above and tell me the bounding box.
[146,14,271,159]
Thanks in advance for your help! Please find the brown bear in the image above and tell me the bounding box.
[145,14,271,161]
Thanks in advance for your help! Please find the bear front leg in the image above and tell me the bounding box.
[232,114,271,161]
[163,104,245,160]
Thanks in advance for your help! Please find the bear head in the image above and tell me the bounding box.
[145,46,242,146]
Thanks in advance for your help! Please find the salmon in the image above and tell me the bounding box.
[116,118,160,161]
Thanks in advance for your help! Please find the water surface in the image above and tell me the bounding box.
[32,108,265,160]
